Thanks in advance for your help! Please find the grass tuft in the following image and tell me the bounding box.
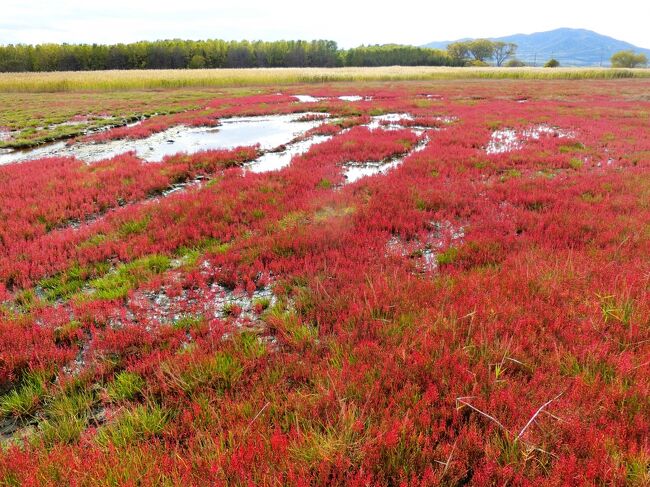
[95,404,169,447]
[106,371,145,402]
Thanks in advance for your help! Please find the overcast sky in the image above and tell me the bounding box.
[2,0,649,49]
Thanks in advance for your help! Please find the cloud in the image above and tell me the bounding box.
[0,0,648,49]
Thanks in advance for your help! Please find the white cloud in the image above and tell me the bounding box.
[1,0,648,49]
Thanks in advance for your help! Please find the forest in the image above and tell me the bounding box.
[0,40,458,72]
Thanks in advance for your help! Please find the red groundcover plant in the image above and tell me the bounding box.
[0,80,648,485]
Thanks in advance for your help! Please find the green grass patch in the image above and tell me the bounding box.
[88,254,171,300]
[106,371,145,402]
[0,371,50,420]
[266,304,318,347]
[13,289,41,312]
[252,296,271,311]
[116,216,150,238]
[288,405,363,467]
[598,294,634,327]
[233,332,267,359]
[581,191,603,203]
[569,158,584,170]
[317,178,333,189]
[560,353,617,385]
[175,238,230,268]
[38,389,96,446]
[437,247,459,266]
[625,453,650,485]
[162,351,243,395]
[95,404,169,448]
[171,315,206,332]
[39,262,110,302]
[500,168,521,181]
[558,141,587,153]
[77,233,107,249]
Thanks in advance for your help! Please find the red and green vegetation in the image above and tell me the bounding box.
[0,78,648,485]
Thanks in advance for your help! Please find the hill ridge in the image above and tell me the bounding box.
[423,28,650,66]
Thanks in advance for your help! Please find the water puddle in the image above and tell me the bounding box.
[0,128,12,142]
[486,128,519,154]
[294,95,372,103]
[246,135,332,173]
[0,141,68,164]
[366,113,415,130]
[294,95,321,103]
[339,95,365,102]
[0,113,325,165]
[486,124,574,154]
[364,113,455,132]
[343,137,429,183]
[344,159,406,183]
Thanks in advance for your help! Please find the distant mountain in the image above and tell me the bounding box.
[423,28,650,66]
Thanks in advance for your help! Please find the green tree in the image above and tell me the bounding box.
[610,50,648,68]
[188,54,206,69]
[346,44,450,67]
[544,58,560,68]
[446,41,470,65]
[468,39,495,62]
[493,42,517,67]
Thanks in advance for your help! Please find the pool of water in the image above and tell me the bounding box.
[247,135,333,173]
[0,113,326,165]
[343,137,430,183]
[486,124,574,154]
[293,95,372,103]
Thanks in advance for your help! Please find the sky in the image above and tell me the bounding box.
[1,0,649,49]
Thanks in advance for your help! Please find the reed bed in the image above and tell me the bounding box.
[1,66,648,92]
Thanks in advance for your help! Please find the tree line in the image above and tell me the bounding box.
[0,39,460,72]
[3,38,642,72]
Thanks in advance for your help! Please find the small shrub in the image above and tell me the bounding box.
[505,59,526,67]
